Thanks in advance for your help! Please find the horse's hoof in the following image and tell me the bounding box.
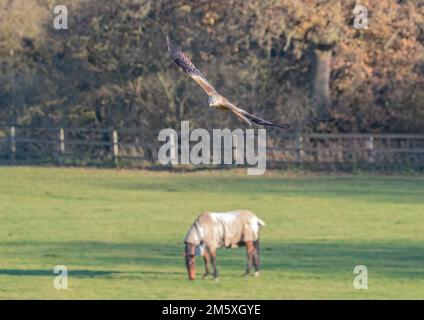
[214,277,219,282]
[243,271,251,277]
[254,271,260,277]
[202,273,209,279]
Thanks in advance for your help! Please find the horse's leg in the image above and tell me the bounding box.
[210,250,219,280]
[202,250,211,279]
[253,240,260,277]
[243,241,255,277]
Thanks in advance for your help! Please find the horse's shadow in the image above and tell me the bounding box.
[0,268,178,278]
[0,240,422,280]
[0,269,117,278]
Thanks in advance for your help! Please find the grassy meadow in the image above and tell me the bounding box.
[0,167,423,299]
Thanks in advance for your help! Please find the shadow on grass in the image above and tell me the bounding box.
[0,240,423,280]
[93,176,424,204]
[0,269,119,278]
[0,268,178,278]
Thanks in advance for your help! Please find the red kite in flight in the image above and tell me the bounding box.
[167,36,292,131]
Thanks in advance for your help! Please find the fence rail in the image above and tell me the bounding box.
[0,126,423,169]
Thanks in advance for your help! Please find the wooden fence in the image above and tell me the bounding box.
[0,126,423,169]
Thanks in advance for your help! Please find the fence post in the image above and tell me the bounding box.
[59,128,66,155]
[112,130,119,165]
[367,135,374,163]
[296,134,303,163]
[10,126,16,163]
[232,134,237,166]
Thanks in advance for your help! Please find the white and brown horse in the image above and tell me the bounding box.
[184,210,266,280]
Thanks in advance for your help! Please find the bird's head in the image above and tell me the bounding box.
[208,95,218,107]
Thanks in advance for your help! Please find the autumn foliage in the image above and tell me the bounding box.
[0,0,423,133]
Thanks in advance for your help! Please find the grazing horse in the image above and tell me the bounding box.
[184,210,266,280]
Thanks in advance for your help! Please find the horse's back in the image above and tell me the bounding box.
[207,210,264,246]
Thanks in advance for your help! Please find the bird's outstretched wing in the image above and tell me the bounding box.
[167,36,293,132]
[167,36,218,96]
[230,109,253,127]
[241,110,293,131]
[226,102,293,132]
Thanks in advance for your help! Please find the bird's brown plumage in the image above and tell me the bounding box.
[166,36,293,132]
[167,36,218,96]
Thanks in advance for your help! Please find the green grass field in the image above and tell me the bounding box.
[0,167,423,299]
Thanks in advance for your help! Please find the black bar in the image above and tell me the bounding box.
[0,300,419,318]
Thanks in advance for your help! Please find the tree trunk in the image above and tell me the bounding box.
[311,47,332,107]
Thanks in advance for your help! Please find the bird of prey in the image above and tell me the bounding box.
[166,36,293,131]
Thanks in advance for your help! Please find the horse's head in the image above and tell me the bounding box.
[184,243,196,280]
